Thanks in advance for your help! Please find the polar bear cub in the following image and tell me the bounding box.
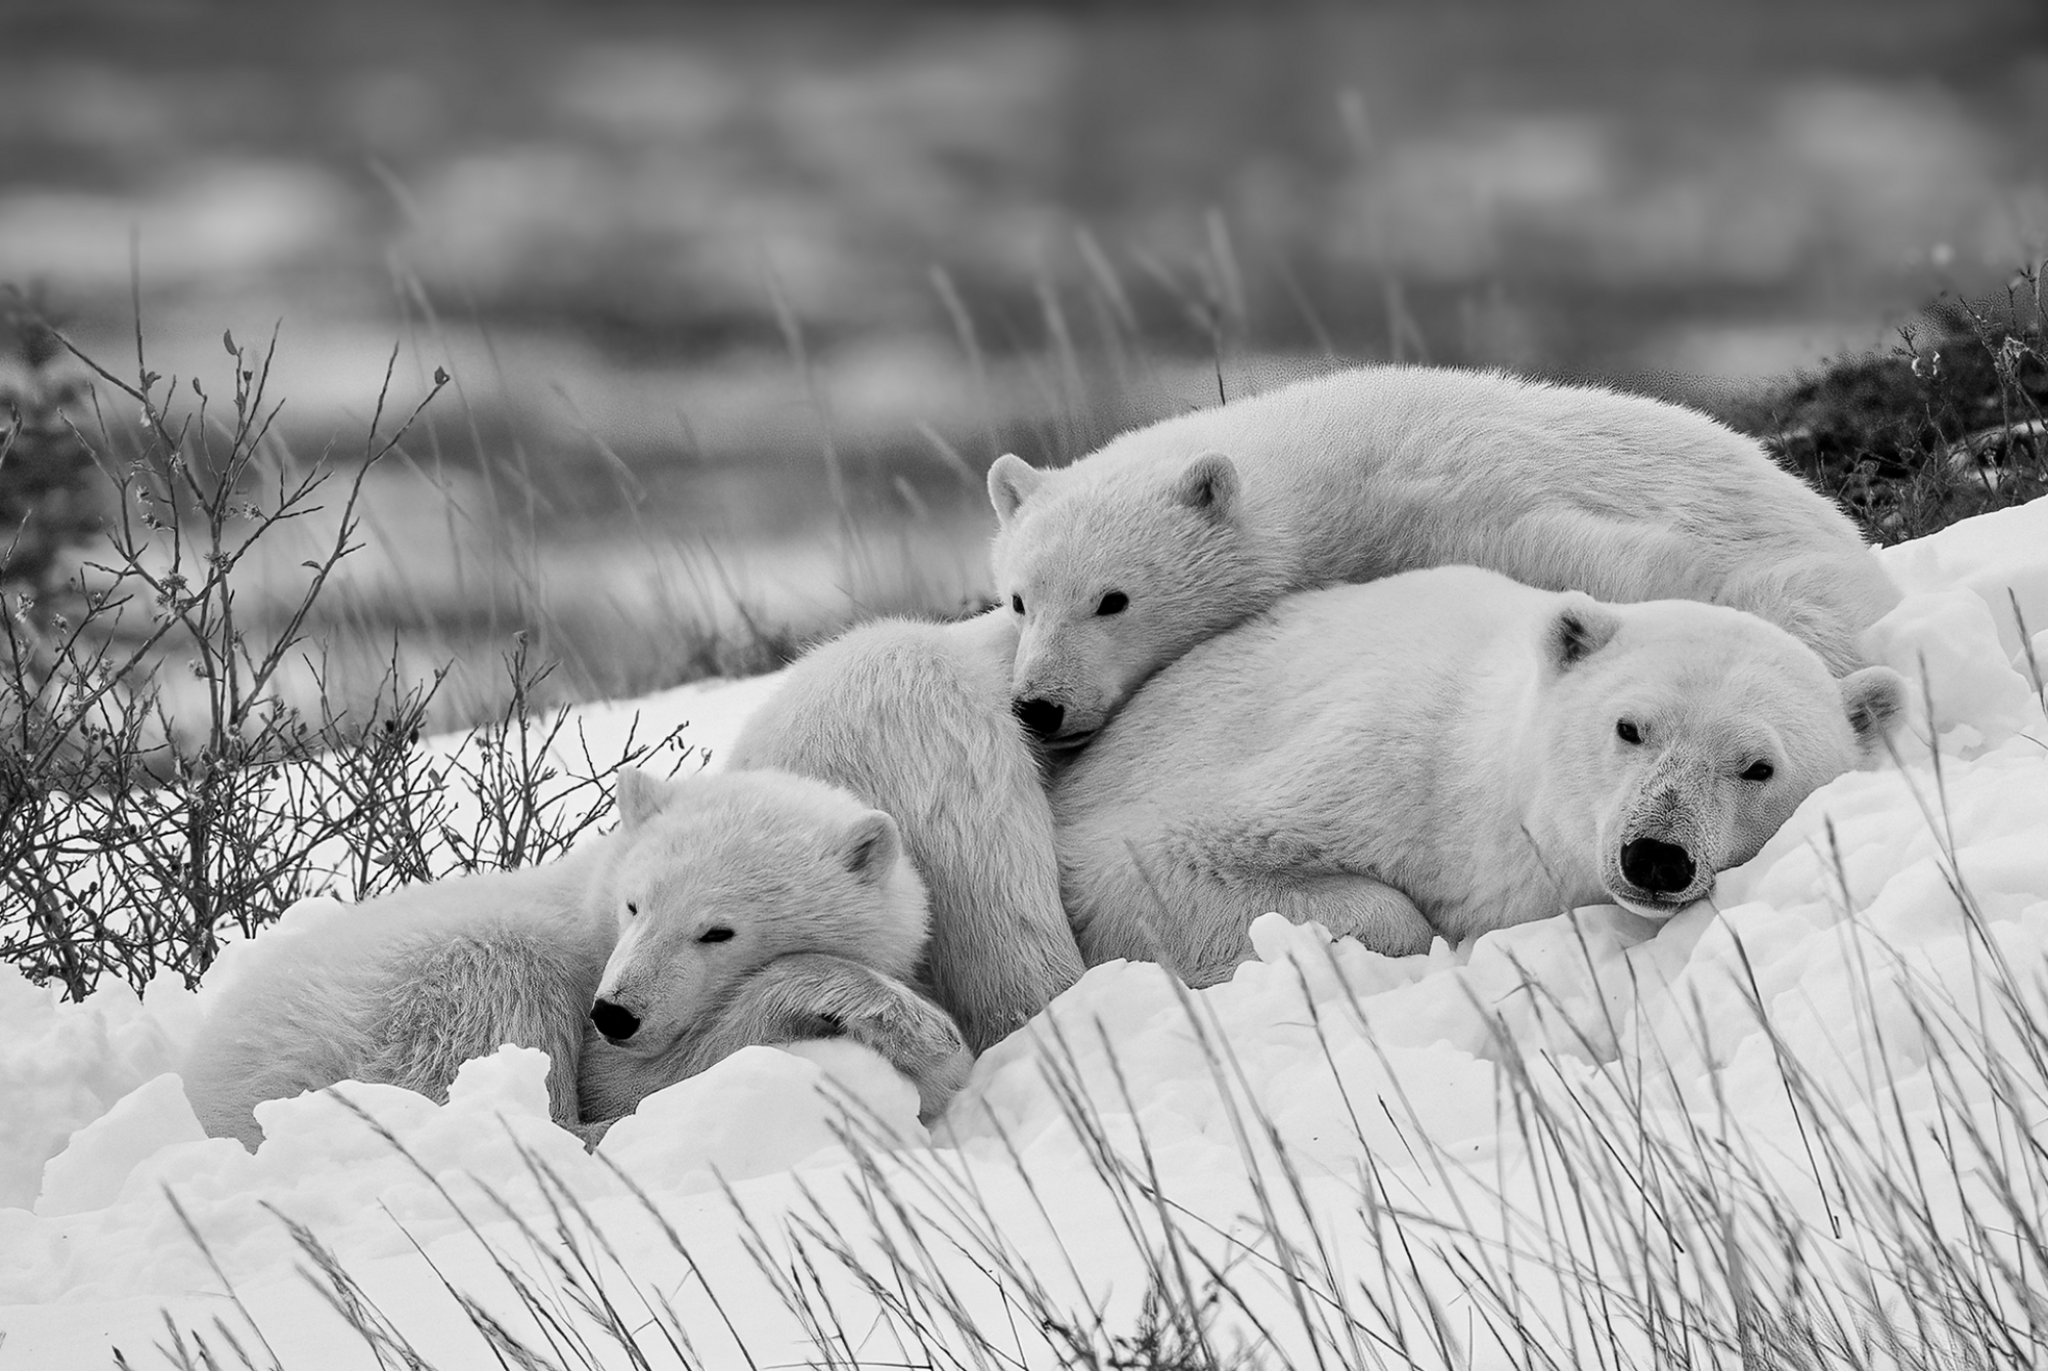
[573,769,967,1123]
[990,365,1899,750]
[184,768,969,1147]
[1053,566,1906,986]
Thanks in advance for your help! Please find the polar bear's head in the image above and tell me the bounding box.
[988,451,1289,750]
[1533,595,1905,919]
[588,769,929,1057]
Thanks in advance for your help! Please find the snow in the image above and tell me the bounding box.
[3,497,2047,1369]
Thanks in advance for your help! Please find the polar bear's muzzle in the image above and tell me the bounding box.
[1598,749,1724,918]
[1011,697,1067,740]
[1606,832,1712,918]
[591,998,642,1043]
[1010,696,1100,751]
[1620,837,1695,897]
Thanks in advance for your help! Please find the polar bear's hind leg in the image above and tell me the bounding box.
[365,927,595,1126]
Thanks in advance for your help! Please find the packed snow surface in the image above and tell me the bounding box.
[3,498,2047,1369]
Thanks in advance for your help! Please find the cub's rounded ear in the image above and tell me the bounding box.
[1547,593,1623,672]
[1170,452,1239,520]
[841,809,903,885]
[988,454,1045,525]
[1839,665,1907,754]
[615,768,677,829]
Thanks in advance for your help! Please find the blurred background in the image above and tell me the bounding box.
[5,0,2047,721]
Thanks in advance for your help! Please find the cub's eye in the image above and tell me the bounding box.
[625,902,638,916]
[697,927,735,944]
[1010,594,1024,614]
[1097,591,1129,615]
[1616,719,1642,745]
[1741,760,1775,782]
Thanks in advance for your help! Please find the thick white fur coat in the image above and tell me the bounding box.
[1053,567,1905,987]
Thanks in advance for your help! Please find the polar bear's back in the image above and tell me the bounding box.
[1062,366,1893,659]
[728,611,1082,1052]
[1081,366,1795,520]
[1073,566,1541,773]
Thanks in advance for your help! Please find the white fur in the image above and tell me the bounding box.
[182,843,615,1147]
[183,769,966,1146]
[726,609,1082,1053]
[990,365,1901,746]
[585,769,929,1058]
[1053,566,1907,987]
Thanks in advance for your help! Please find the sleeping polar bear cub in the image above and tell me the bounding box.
[1053,566,1907,986]
[185,769,970,1147]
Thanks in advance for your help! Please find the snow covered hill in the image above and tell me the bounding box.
[2,497,2045,1370]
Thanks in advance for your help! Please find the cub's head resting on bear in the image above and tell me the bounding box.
[587,769,929,1058]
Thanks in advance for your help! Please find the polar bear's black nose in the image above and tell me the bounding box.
[591,999,640,1043]
[1620,838,1697,896]
[1012,697,1065,739]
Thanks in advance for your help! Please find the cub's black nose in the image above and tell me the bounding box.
[590,999,641,1042]
[1620,838,1697,896]
[1012,697,1065,739]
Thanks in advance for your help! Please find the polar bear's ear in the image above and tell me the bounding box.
[1170,452,1238,520]
[840,810,902,886]
[1839,666,1907,754]
[988,454,1044,525]
[615,768,676,830]
[1546,594,1623,672]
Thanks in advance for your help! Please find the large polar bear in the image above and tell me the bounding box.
[184,769,970,1147]
[1053,566,1907,986]
[989,365,1899,750]
[727,610,1083,1054]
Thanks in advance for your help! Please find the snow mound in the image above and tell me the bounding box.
[3,496,2046,1369]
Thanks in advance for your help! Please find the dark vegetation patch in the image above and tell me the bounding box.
[0,291,103,596]
[1719,270,2048,543]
